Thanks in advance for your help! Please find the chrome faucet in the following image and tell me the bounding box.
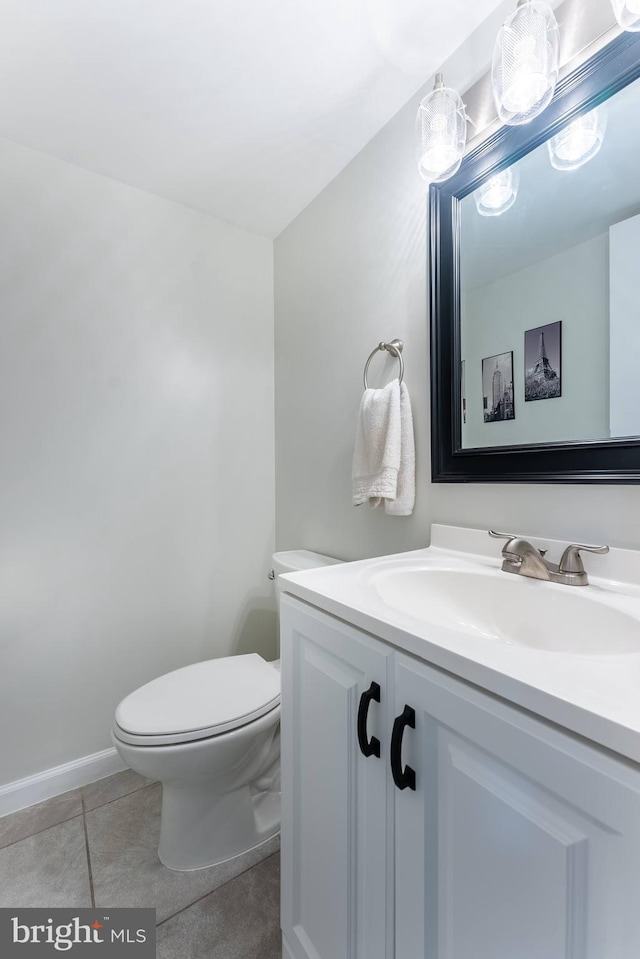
[488,530,609,586]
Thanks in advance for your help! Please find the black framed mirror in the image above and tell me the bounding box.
[430,30,640,483]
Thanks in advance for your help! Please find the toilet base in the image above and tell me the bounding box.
[158,774,281,871]
[159,826,280,872]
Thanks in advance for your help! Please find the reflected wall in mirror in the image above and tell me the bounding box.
[460,76,638,449]
[430,31,640,482]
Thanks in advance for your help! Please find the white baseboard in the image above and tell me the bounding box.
[0,748,128,818]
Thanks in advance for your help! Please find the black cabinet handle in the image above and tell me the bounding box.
[357,681,381,758]
[390,705,416,790]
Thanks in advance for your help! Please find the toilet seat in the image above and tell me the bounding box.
[113,653,280,747]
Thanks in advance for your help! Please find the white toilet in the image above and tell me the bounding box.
[111,549,340,871]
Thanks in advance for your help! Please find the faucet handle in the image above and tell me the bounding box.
[488,531,518,559]
[489,530,547,566]
[488,530,532,554]
[559,543,609,574]
[488,530,517,542]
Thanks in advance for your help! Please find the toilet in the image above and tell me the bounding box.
[111,549,340,871]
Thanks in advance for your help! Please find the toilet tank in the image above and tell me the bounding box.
[271,549,342,580]
[270,550,342,663]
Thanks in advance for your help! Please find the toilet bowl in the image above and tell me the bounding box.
[112,549,340,871]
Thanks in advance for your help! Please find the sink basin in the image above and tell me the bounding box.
[372,566,640,655]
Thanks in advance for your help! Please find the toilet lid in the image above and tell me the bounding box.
[114,654,280,745]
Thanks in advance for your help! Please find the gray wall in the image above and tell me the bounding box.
[0,137,275,787]
[274,0,640,558]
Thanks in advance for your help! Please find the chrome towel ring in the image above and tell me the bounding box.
[363,339,404,389]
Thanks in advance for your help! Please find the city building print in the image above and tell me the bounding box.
[525,321,561,401]
[482,351,515,423]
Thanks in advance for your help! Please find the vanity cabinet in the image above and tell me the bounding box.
[280,595,395,959]
[281,594,640,959]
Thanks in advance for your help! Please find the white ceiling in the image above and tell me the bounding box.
[0,0,505,237]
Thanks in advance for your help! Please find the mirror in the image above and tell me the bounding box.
[430,31,640,483]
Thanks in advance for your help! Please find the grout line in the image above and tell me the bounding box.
[82,781,158,815]
[0,811,84,852]
[0,780,157,851]
[156,849,281,928]
[81,794,96,909]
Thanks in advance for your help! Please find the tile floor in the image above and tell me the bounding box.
[0,769,281,958]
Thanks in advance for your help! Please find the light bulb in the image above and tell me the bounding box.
[420,145,460,176]
[547,106,606,171]
[415,74,467,183]
[492,0,559,125]
[502,73,551,113]
[474,167,520,216]
[610,0,640,30]
[423,115,459,173]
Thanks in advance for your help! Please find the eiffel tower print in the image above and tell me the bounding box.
[525,321,561,402]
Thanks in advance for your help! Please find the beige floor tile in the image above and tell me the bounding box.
[0,789,83,850]
[82,768,154,812]
[86,784,280,923]
[0,817,91,908]
[156,852,281,959]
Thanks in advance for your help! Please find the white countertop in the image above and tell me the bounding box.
[279,525,640,765]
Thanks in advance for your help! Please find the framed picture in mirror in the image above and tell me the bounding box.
[482,351,515,423]
[524,322,561,403]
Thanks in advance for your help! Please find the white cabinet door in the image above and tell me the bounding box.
[394,652,640,959]
[280,595,395,959]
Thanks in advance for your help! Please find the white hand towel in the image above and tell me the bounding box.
[385,382,415,516]
[352,380,401,507]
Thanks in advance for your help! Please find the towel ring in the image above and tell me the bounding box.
[363,339,404,389]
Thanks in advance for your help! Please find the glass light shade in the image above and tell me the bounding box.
[547,106,607,170]
[415,75,467,183]
[474,167,520,216]
[610,0,640,31]
[492,0,559,126]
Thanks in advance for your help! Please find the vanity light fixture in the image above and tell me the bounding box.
[414,73,467,182]
[474,166,520,216]
[547,106,606,170]
[610,0,640,31]
[492,0,559,126]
